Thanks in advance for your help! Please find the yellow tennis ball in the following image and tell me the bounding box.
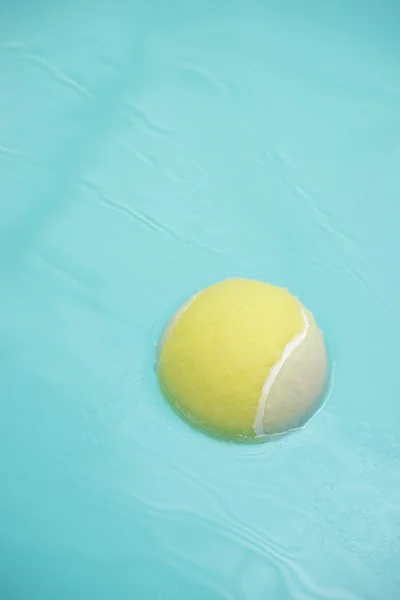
[157,278,328,440]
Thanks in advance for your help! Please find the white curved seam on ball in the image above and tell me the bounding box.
[160,292,201,349]
[253,308,310,436]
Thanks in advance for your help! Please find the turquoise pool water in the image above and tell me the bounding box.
[1,1,400,598]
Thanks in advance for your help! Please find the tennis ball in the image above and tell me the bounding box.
[157,279,328,440]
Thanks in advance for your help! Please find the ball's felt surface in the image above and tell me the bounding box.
[158,279,328,440]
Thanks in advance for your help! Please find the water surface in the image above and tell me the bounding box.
[1,1,400,598]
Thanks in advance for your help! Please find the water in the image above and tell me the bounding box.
[1,1,400,598]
